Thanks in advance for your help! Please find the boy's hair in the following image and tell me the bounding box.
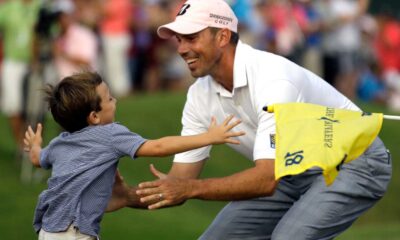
[45,71,104,133]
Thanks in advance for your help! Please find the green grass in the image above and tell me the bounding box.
[0,92,399,239]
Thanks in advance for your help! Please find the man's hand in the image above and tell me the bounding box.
[137,160,277,208]
[136,164,190,210]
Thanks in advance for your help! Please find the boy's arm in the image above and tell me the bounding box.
[135,116,244,157]
[106,171,148,211]
[23,123,43,168]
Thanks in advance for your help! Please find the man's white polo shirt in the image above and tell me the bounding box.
[174,41,359,163]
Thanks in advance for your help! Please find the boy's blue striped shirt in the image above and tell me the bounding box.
[33,123,146,237]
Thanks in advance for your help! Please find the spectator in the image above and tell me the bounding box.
[99,0,133,97]
[301,0,323,77]
[262,0,305,63]
[318,0,369,100]
[73,0,102,30]
[52,0,98,79]
[0,0,41,149]
[374,9,400,111]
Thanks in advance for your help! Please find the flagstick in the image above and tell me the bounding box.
[383,115,400,121]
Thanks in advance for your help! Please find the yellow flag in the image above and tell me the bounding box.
[265,103,383,185]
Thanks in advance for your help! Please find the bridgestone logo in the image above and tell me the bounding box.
[209,13,233,22]
[177,4,190,16]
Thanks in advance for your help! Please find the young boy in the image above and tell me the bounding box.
[24,71,244,240]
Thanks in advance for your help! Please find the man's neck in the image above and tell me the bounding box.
[211,44,236,92]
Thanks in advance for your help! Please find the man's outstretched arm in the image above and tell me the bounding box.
[137,159,277,209]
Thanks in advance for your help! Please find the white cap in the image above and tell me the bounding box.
[157,0,238,39]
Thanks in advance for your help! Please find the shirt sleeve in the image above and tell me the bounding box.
[39,146,52,169]
[253,80,300,160]
[110,123,147,159]
[173,87,211,163]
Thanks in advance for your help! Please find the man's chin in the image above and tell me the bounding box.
[190,70,206,78]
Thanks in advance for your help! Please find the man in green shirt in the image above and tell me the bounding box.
[0,0,41,148]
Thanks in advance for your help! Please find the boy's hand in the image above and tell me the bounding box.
[107,170,148,211]
[23,123,43,167]
[207,115,245,145]
[24,123,43,152]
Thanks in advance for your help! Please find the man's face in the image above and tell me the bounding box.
[175,28,222,78]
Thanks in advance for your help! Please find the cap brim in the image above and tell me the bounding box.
[157,20,208,39]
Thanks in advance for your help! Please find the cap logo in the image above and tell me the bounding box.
[177,4,191,16]
[209,13,233,26]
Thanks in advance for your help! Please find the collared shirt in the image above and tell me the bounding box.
[174,41,358,163]
[33,123,146,237]
[55,24,98,78]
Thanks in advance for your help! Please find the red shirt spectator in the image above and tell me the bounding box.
[375,17,400,72]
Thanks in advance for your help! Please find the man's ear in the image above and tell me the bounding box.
[88,111,100,125]
[217,28,231,48]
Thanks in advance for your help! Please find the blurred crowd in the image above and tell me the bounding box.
[1,0,400,150]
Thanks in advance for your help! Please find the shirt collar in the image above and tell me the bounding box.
[211,40,248,97]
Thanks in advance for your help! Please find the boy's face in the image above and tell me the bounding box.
[96,82,116,124]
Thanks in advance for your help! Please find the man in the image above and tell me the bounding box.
[317,0,369,100]
[99,0,133,97]
[116,0,391,239]
[52,0,98,79]
[0,0,41,149]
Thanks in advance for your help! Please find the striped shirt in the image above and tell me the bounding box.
[33,123,146,237]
